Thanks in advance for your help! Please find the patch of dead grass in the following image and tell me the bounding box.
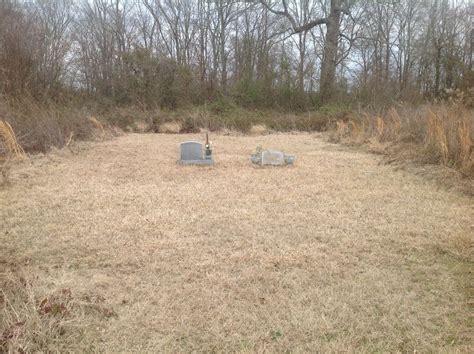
[249,124,270,135]
[87,116,105,135]
[0,271,115,352]
[159,121,182,134]
[0,120,28,185]
[1,133,472,351]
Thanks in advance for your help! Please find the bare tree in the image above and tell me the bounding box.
[1,0,471,107]
[259,0,352,101]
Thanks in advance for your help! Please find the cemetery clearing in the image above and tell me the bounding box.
[1,133,472,352]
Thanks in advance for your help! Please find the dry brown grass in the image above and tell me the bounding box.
[331,104,474,177]
[88,116,105,136]
[0,98,98,153]
[1,272,117,352]
[0,120,27,185]
[159,121,182,134]
[249,124,270,135]
[106,106,334,135]
[1,133,472,351]
[0,121,26,158]
[133,120,152,133]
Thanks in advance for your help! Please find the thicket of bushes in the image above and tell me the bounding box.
[1,92,472,180]
[0,97,96,153]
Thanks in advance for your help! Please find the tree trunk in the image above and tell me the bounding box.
[320,0,341,102]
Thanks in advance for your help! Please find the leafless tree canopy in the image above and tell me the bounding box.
[0,0,472,108]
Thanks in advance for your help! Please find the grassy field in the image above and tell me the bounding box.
[1,133,472,352]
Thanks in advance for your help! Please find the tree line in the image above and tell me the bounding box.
[0,0,472,110]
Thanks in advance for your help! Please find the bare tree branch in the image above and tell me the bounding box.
[258,0,327,33]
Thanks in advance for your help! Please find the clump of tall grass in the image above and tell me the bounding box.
[87,116,105,136]
[1,275,73,352]
[0,120,27,185]
[0,120,26,158]
[331,104,473,177]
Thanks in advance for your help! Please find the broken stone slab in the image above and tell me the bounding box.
[284,154,296,165]
[250,146,295,166]
[262,150,285,165]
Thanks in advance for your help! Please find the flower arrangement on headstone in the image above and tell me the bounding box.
[204,133,212,161]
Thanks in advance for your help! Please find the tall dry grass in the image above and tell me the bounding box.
[331,104,474,177]
[0,120,27,184]
[0,97,110,154]
[1,274,74,352]
[0,120,26,158]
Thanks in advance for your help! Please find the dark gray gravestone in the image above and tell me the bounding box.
[181,141,202,160]
[178,141,213,165]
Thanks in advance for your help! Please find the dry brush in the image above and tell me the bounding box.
[331,104,474,178]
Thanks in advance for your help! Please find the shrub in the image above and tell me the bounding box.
[208,96,237,115]
[0,98,97,152]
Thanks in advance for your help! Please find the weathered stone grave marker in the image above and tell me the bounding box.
[178,136,214,165]
[181,141,203,161]
[261,150,285,166]
[250,146,295,166]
